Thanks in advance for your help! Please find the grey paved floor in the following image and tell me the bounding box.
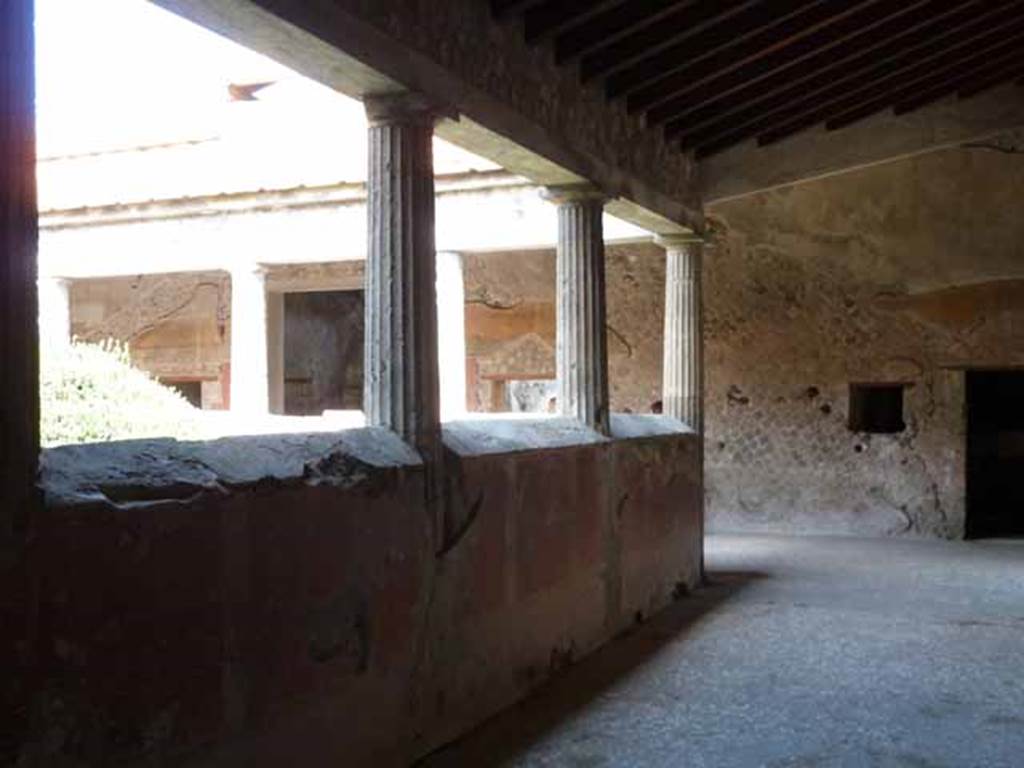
[422,534,1024,768]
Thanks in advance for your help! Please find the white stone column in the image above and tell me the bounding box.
[38,276,71,353]
[436,250,467,420]
[229,265,271,415]
[544,184,610,434]
[657,234,705,431]
[267,291,285,415]
[363,93,442,461]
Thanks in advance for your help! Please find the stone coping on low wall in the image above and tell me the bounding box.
[40,415,696,508]
[40,427,422,509]
[443,413,693,456]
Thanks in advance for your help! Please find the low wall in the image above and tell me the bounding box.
[4,417,701,766]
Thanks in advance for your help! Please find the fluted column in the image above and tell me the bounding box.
[436,250,467,420]
[38,277,72,353]
[229,265,271,415]
[657,234,705,431]
[544,184,610,434]
[364,93,441,463]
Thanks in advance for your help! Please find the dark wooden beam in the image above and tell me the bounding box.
[578,0,762,83]
[701,82,1024,201]
[0,0,40,538]
[671,0,994,144]
[615,0,834,106]
[767,33,1024,142]
[823,57,1023,131]
[554,0,695,64]
[524,0,625,44]
[646,0,912,127]
[956,64,1024,102]
[632,0,933,114]
[871,56,1024,120]
[673,0,1012,146]
[693,25,1024,157]
[492,0,548,20]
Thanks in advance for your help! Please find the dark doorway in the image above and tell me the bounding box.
[283,290,364,415]
[966,370,1024,538]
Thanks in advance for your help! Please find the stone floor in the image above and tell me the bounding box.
[422,534,1024,767]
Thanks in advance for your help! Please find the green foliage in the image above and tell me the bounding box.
[41,339,201,447]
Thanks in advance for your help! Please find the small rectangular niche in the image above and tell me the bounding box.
[848,383,906,434]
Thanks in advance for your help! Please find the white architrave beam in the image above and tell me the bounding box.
[150,0,701,235]
[38,181,649,280]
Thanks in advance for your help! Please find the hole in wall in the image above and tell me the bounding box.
[848,383,907,434]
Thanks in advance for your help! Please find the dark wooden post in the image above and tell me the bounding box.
[1,0,40,537]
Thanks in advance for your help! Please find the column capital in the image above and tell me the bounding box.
[653,232,705,250]
[364,91,455,127]
[541,182,608,206]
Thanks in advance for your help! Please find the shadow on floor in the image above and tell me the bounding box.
[418,569,767,767]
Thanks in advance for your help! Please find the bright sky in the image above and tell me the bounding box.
[34,0,496,208]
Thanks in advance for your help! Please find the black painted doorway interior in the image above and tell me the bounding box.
[966,370,1024,539]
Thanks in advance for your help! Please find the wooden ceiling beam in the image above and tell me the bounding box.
[692,27,1024,157]
[763,34,1024,143]
[616,0,844,106]
[834,54,1024,127]
[956,64,1024,102]
[553,0,696,64]
[524,0,626,44]
[646,0,918,127]
[670,0,994,143]
[492,0,548,20]
[577,0,762,83]
[672,0,1012,146]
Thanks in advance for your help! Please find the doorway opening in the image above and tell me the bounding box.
[966,370,1024,538]
[283,290,364,415]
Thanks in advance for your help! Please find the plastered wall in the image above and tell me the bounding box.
[704,138,1024,537]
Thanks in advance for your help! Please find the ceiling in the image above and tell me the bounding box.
[491,0,1024,158]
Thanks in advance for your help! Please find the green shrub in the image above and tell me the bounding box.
[41,339,201,447]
